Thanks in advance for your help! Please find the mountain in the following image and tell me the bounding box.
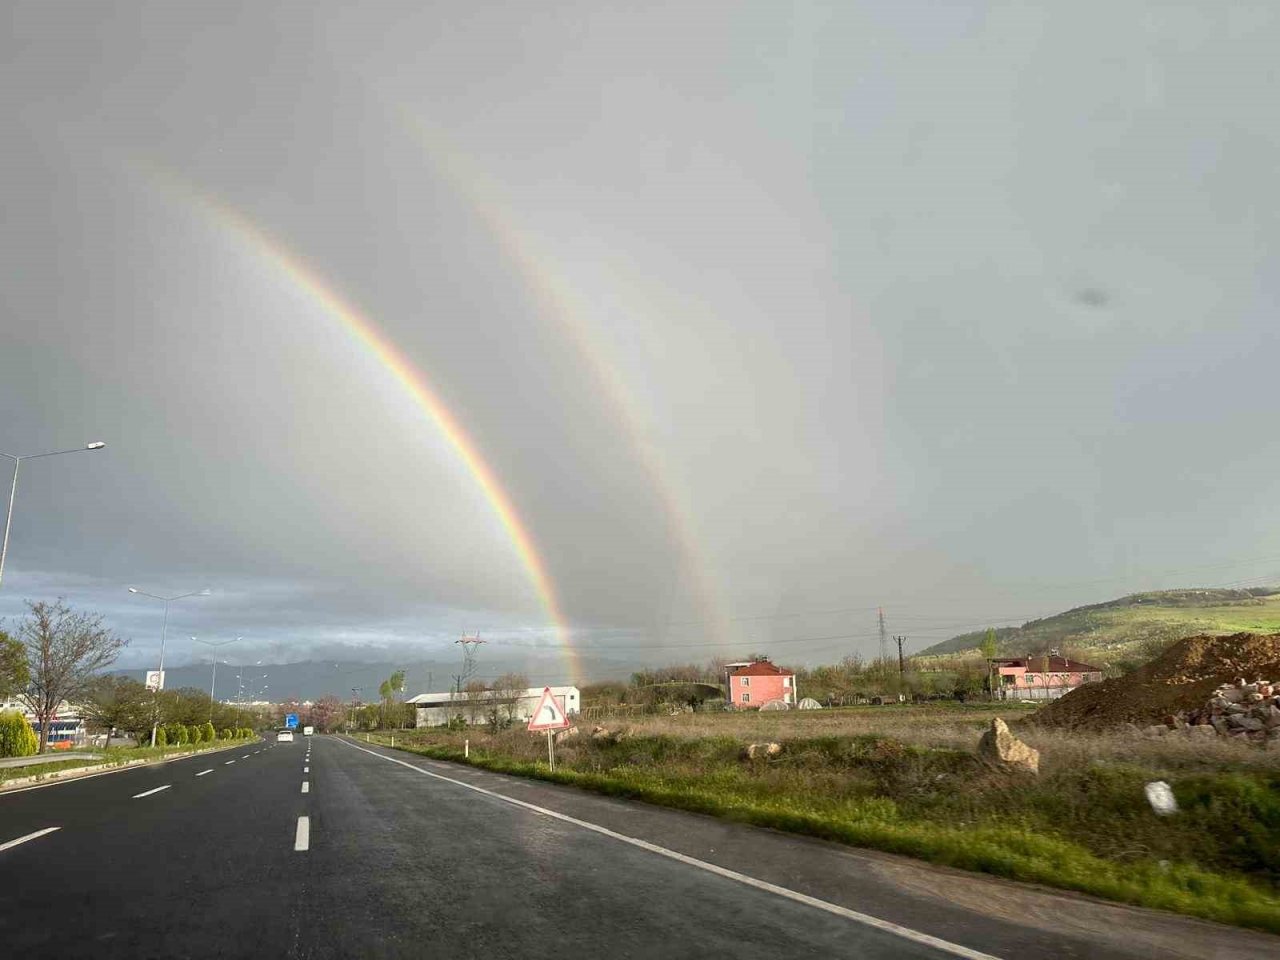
[917,587,1280,664]
[116,654,634,703]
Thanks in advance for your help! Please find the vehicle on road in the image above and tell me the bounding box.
[278,730,294,743]
[303,725,314,736]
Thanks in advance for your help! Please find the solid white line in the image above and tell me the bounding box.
[0,826,60,853]
[196,769,213,777]
[132,785,171,799]
[301,781,309,794]
[294,816,310,851]
[335,738,999,960]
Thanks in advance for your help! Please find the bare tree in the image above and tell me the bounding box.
[492,672,528,723]
[462,678,488,725]
[18,600,127,752]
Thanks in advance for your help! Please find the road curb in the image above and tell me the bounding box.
[0,740,259,793]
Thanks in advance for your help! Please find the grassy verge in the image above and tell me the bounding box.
[0,737,256,784]
[359,726,1280,935]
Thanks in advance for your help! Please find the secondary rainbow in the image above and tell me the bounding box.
[147,172,579,681]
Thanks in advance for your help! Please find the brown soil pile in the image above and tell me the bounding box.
[1029,632,1280,730]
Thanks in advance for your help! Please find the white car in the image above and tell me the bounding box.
[278,729,294,742]
[303,726,314,736]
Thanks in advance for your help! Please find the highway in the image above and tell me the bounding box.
[1,735,1275,959]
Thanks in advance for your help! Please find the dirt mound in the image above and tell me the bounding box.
[1029,632,1280,730]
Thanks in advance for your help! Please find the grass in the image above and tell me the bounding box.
[922,588,1280,662]
[0,736,256,784]
[358,706,1280,934]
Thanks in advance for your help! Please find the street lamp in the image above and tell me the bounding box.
[0,442,106,588]
[192,635,242,719]
[128,586,211,746]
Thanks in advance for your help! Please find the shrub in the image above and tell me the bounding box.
[188,724,203,744]
[171,724,189,746]
[155,726,168,747]
[220,727,232,741]
[201,722,216,743]
[0,710,39,758]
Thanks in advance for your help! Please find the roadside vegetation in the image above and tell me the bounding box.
[360,699,1280,934]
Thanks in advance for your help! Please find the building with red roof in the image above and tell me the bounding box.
[990,654,1103,701]
[724,659,796,709]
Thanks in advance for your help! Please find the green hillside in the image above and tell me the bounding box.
[918,587,1280,667]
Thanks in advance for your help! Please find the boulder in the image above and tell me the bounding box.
[1188,724,1217,738]
[743,742,783,760]
[1211,716,1231,736]
[1266,706,1280,729]
[977,718,1039,775]
[1236,716,1265,733]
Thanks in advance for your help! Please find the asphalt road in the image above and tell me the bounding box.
[1,735,1275,959]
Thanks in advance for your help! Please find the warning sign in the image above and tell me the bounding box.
[526,687,570,731]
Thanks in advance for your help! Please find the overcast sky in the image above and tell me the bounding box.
[2,2,1277,678]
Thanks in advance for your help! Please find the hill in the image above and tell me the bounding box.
[918,587,1280,667]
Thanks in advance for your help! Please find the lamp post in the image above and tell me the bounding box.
[0,442,106,589]
[192,636,242,720]
[128,586,210,746]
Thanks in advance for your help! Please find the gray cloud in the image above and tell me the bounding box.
[2,2,1278,679]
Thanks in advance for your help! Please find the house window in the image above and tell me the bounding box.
[741,677,750,687]
[1026,674,1038,683]
[741,692,750,704]
[783,677,792,688]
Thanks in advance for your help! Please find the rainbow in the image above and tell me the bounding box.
[398,114,733,650]
[144,170,580,682]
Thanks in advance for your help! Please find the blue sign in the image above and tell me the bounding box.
[285,713,298,729]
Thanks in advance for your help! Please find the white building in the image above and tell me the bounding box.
[0,698,87,745]
[407,686,580,727]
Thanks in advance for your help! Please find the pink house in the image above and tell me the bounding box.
[990,655,1103,701]
[726,660,796,709]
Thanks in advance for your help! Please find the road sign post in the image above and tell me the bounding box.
[526,686,570,770]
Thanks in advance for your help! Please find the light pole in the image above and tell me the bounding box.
[192,635,242,720]
[129,586,210,746]
[0,441,106,589]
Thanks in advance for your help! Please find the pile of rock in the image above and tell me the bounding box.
[1144,678,1280,742]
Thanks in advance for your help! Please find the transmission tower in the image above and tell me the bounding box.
[877,607,888,664]
[453,633,487,695]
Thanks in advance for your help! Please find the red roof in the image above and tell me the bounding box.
[728,661,792,677]
[992,656,1101,673]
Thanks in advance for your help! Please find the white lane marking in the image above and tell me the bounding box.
[196,769,213,777]
[335,739,1000,960]
[242,754,250,759]
[301,781,309,794]
[304,766,309,773]
[0,826,61,853]
[132,785,171,799]
[294,816,310,851]
[225,760,236,765]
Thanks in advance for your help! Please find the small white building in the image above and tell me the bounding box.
[407,686,580,727]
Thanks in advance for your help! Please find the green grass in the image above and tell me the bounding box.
[359,727,1280,934]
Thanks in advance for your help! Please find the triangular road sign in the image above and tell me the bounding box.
[527,686,570,731]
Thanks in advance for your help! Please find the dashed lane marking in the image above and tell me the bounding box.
[0,827,61,853]
[301,781,309,794]
[294,816,310,851]
[132,785,171,799]
[196,769,213,777]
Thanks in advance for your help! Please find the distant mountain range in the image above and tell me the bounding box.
[918,587,1280,664]
[115,653,634,702]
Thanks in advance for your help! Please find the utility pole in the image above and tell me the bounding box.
[452,634,486,695]
[877,607,888,664]
[350,687,363,732]
[895,635,907,679]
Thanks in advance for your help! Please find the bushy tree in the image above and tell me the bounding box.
[187,724,202,744]
[0,710,39,758]
[82,675,151,745]
[1,630,30,699]
[219,728,232,740]
[202,722,216,742]
[155,725,168,747]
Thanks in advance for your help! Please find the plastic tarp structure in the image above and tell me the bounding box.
[797,698,822,710]
[760,699,791,711]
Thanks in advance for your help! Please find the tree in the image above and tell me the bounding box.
[0,710,38,758]
[462,679,488,725]
[980,628,999,699]
[492,672,528,722]
[17,600,127,753]
[81,675,151,746]
[202,721,216,743]
[1,630,29,699]
[310,694,344,733]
